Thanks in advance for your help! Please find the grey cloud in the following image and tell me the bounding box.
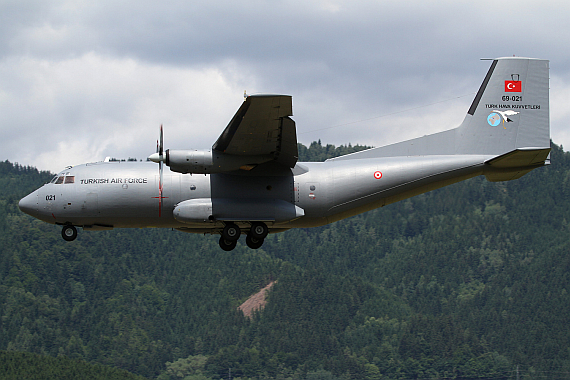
[2,0,570,171]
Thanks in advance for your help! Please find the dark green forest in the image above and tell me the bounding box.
[0,350,147,379]
[1,140,570,379]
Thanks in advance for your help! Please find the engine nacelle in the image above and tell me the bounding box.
[166,149,273,174]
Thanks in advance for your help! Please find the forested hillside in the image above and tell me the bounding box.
[1,141,569,379]
[0,350,147,379]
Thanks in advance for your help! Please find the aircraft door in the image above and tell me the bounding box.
[61,184,76,214]
[72,183,99,217]
[81,192,99,216]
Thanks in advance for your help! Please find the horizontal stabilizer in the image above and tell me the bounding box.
[484,147,550,182]
[485,147,551,168]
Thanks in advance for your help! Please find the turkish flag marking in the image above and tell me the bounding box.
[505,80,522,92]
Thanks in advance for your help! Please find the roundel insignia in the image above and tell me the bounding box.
[373,171,382,179]
[487,112,501,127]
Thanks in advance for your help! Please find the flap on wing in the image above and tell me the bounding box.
[212,95,298,168]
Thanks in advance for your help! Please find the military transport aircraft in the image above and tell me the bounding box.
[19,57,550,251]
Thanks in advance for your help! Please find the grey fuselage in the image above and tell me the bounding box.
[18,57,551,238]
[20,153,495,234]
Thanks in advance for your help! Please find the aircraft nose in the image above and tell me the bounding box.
[19,192,38,216]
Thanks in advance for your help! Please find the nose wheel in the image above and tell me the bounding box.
[61,225,77,241]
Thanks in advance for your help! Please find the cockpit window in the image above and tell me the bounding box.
[64,176,75,184]
[55,176,64,184]
[50,176,58,184]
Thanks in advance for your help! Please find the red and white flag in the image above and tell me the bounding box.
[505,80,522,92]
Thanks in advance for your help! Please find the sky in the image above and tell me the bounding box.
[2,0,570,173]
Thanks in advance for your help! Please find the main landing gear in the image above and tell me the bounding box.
[61,225,77,241]
[218,222,269,251]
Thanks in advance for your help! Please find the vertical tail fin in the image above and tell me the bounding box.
[328,57,550,162]
[456,57,550,154]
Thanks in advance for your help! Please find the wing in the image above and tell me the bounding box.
[212,95,298,168]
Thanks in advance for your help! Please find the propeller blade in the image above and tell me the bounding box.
[159,124,163,157]
[158,125,164,217]
[159,160,163,217]
[150,125,167,217]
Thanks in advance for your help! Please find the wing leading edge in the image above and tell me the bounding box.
[213,95,298,168]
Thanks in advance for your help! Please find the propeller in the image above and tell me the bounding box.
[149,125,166,217]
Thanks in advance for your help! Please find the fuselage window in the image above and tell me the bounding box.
[310,185,316,191]
[64,176,75,184]
[55,176,64,184]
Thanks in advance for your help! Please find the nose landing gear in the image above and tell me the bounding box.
[61,225,77,241]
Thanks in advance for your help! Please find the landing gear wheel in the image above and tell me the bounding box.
[246,235,264,249]
[62,225,77,241]
[222,223,240,241]
[249,222,268,240]
[219,236,237,251]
